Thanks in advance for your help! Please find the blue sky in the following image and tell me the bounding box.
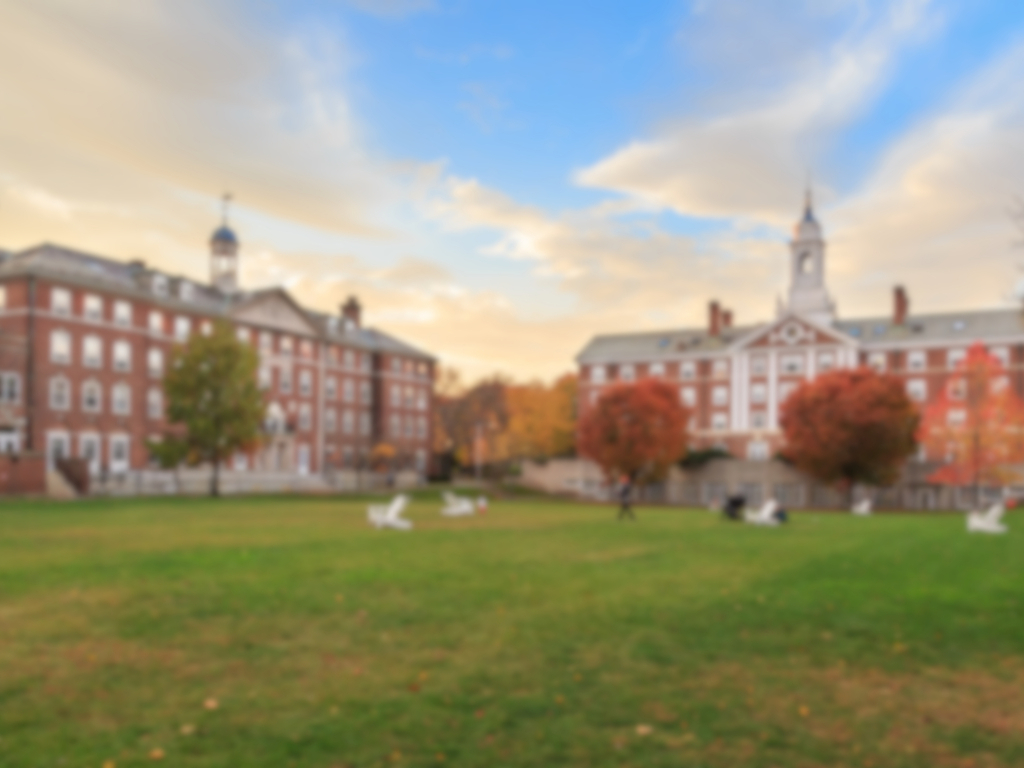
[2,0,1024,379]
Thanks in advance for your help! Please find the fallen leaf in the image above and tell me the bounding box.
[436,753,445,762]
[149,747,165,760]
[180,723,196,736]
[636,724,653,736]
[475,709,485,718]
[204,697,219,710]
[103,761,116,768]
[555,694,565,704]
[799,705,810,717]
[408,683,421,693]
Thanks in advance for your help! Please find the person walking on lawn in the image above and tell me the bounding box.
[617,475,636,521]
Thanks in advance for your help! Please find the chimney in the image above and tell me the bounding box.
[341,296,362,329]
[721,309,733,329]
[708,300,721,337]
[893,285,909,326]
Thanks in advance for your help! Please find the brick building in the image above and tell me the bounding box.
[576,194,1024,463]
[0,221,436,480]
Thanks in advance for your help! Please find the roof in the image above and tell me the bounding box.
[576,306,1024,365]
[0,242,435,360]
[211,225,238,244]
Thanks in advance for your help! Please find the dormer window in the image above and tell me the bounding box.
[152,275,168,297]
[178,281,194,301]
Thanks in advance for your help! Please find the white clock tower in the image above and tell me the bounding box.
[785,191,835,325]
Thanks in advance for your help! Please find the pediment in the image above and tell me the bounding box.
[738,314,856,350]
[229,290,318,336]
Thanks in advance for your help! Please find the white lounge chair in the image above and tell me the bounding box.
[967,502,1007,534]
[368,494,412,530]
[744,498,780,526]
[441,491,475,517]
[852,498,872,516]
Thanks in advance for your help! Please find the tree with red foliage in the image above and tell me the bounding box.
[780,368,918,497]
[920,342,1024,501]
[577,379,690,488]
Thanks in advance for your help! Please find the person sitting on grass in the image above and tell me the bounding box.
[723,494,746,521]
[617,475,636,521]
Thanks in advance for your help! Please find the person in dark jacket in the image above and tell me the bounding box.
[723,494,746,521]
[617,476,636,521]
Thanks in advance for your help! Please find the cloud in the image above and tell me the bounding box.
[342,0,435,18]
[576,0,938,225]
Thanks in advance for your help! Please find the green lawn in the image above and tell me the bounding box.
[1,495,1021,767]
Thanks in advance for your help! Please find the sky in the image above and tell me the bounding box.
[2,0,1024,382]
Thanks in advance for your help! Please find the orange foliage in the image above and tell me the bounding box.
[780,368,918,489]
[505,374,578,460]
[577,379,690,483]
[921,342,1024,488]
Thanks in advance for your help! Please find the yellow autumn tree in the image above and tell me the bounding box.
[505,373,578,460]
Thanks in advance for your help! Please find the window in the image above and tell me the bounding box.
[109,435,130,473]
[780,354,804,375]
[779,381,798,403]
[947,379,965,401]
[989,346,1010,369]
[200,320,212,336]
[81,380,102,413]
[51,287,71,314]
[236,327,251,343]
[712,360,729,379]
[147,388,163,420]
[147,348,164,377]
[750,355,767,376]
[0,285,7,310]
[750,411,767,429]
[359,411,371,436]
[649,362,665,377]
[907,350,926,371]
[416,390,428,411]
[112,383,131,415]
[947,349,966,370]
[360,381,371,404]
[818,352,835,372]
[712,385,729,406]
[114,300,132,326]
[391,383,401,408]
[711,412,728,431]
[343,409,355,435]
[49,377,70,410]
[279,336,293,356]
[279,367,292,394]
[947,409,966,426]
[174,316,191,341]
[83,335,102,368]
[259,332,272,353]
[747,440,770,460]
[148,310,164,334]
[0,372,20,403]
[389,414,401,438]
[298,404,312,432]
[590,365,607,384]
[343,378,355,403]
[417,416,428,440]
[392,358,401,373]
[151,275,168,297]
[112,340,131,372]
[326,377,337,400]
[404,415,414,438]
[906,379,927,402]
[299,370,312,397]
[178,280,194,301]
[83,294,103,320]
[680,387,696,407]
[681,361,696,380]
[50,330,71,364]
[300,340,313,358]
[325,408,337,433]
[404,386,415,408]
[258,367,271,390]
[344,349,355,369]
[619,364,636,382]
[750,383,766,404]
[868,352,887,372]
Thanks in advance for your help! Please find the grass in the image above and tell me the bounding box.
[0,495,1022,767]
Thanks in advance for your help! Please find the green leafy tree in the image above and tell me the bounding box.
[164,320,264,496]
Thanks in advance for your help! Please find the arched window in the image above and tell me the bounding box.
[81,380,102,413]
[111,383,131,415]
[49,376,70,410]
[799,251,814,274]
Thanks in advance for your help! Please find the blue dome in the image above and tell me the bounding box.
[211,225,238,244]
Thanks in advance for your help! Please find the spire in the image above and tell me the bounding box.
[221,192,232,227]
[802,185,816,224]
